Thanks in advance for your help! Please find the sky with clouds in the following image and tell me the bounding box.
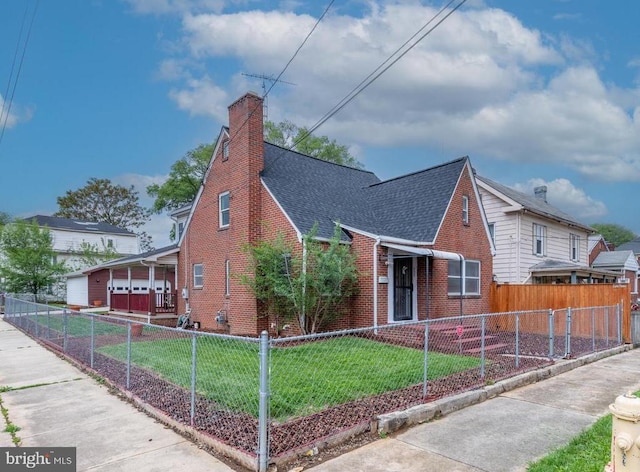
[1,0,639,249]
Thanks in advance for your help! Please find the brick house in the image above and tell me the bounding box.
[176,92,494,336]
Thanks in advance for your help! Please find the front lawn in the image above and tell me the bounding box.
[34,313,126,336]
[98,335,481,419]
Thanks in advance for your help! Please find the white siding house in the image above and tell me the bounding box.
[25,215,139,272]
[477,177,611,284]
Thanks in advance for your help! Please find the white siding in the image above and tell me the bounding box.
[479,185,591,284]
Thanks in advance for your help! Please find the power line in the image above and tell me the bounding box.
[0,0,40,150]
[291,0,468,152]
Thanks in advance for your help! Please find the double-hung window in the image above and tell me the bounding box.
[448,260,480,296]
[219,191,230,228]
[193,263,203,288]
[533,223,546,256]
[462,195,469,225]
[570,234,580,262]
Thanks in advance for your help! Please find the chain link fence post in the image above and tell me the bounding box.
[90,315,95,369]
[480,316,486,378]
[617,302,622,345]
[591,307,596,352]
[515,312,520,368]
[548,309,554,358]
[190,332,197,427]
[63,308,68,353]
[126,322,132,389]
[258,330,270,472]
[422,321,429,398]
[565,307,572,358]
[605,306,610,348]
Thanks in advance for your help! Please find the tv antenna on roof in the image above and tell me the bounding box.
[241,73,296,123]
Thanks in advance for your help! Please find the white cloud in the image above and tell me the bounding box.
[0,95,32,130]
[513,178,607,221]
[144,2,640,183]
[168,76,229,119]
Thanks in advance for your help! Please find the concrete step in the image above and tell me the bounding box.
[464,343,510,354]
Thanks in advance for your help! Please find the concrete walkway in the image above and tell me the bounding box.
[1,316,638,472]
[0,319,237,472]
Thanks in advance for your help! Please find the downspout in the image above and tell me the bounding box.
[301,238,307,333]
[459,255,465,322]
[373,237,380,332]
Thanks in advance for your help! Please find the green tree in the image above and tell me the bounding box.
[591,223,637,248]
[0,220,67,297]
[54,178,153,252]
[68,241,121,271]
[265,120,363,169]
[242,224,359,334]
[147,143,215,214]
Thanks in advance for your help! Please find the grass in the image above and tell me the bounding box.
[527,415,611,471]
[34,314,126,337]
[527,392,640,471]
[98,336,480,419]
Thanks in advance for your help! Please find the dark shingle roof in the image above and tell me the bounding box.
[261,143,468,242]
[617,237,640,254]
[23,215,135,235]
[476,176,594,232]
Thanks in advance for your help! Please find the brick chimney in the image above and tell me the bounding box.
[534,185,547,203]
[227,92,264,246]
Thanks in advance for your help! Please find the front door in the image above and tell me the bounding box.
[394,258,413,321]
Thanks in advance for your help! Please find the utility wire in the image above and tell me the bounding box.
[290,0,468,153]
[0,0,40,149]
[224,1,335,152]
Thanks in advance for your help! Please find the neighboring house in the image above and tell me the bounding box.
[176,92,495,336]
[591,250,639,297]
[24,215,139,271]
[616,237,640,301]
[588,234,609,265]
[20,215,139,301]
[476,177,615,284]
[169,204,191,241]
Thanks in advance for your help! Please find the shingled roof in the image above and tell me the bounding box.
[617,237,640,255]
[23,215,135,235]
[261,143,469,242]
[476,176,594,233]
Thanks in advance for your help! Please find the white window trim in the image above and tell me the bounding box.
[533,223,546,256]
[448,259,481,296]
[462,195,469,225]
[570,233,580,262]
[219,191,230,228]
[193,263,203,288]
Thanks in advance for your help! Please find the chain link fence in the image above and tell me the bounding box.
[2,297,623,471]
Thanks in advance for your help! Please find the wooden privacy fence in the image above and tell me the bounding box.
[489,283,631,343]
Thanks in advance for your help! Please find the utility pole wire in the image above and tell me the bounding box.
[0,0,40,150]
[291,0,468,152]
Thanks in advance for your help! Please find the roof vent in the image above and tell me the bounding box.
[534,185,547,203]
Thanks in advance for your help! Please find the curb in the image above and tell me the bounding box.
[377,344,632,434]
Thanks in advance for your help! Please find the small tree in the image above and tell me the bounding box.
[68,241,121,271]
[0,220,68,298]
[242,224,358,334]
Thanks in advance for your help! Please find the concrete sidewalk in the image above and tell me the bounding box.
[310,347,640,472]
[0,319,237,472]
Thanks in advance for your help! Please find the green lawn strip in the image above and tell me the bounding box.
[98,336,480,420]
[33,314,126,336]
[527,415,611,472]
[527,392,640,471]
